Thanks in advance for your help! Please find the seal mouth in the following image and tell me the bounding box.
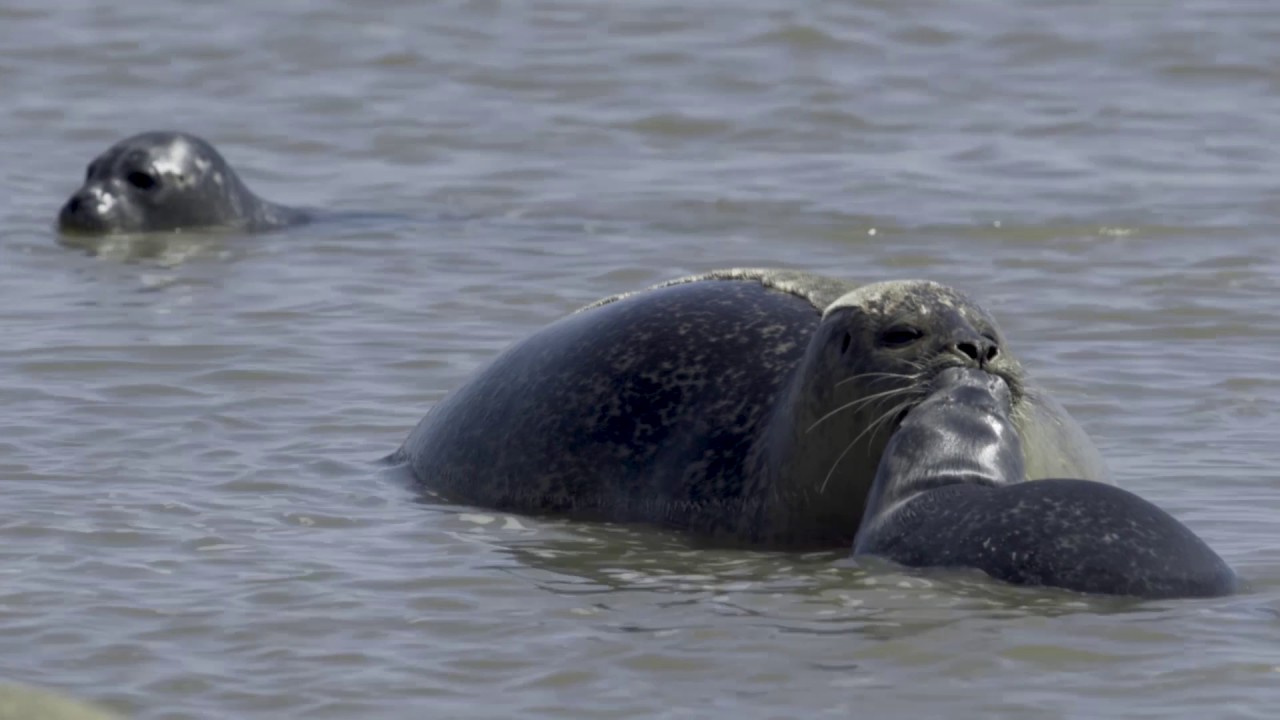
[57,210,111,235]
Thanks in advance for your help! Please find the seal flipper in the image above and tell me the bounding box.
[855,478,1236,599]
[853,366,1235,599]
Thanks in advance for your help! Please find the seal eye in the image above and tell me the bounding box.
[126,171,158,191]
[841,332,852,354]
[880,326,923,347]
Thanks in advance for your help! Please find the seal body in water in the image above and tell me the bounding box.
[57,131,309,235]
[854,366,1236,598]
[395,269,1110,549]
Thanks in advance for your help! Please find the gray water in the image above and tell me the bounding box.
[1,0,1279,717]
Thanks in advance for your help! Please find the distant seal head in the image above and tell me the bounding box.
[854,366,1236,599]
[394,269,1110,549]
[57,131,308,235]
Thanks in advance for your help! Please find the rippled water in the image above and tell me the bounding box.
[2,0,1279,717]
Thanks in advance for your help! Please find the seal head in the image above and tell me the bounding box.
[853,367,1236,599]
[58,131,306,235]
[751,280,1024,544]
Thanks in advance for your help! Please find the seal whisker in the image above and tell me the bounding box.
[865,395,922,453]
[847,394,913,457]
[862,374,920,389]
[819,435,863,495]
[818,390,914,494]
[834,371,921,389]
[806,386,912,434]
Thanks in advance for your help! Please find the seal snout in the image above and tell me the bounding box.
[58,186,112,232]
[947,335,999,369]
[929,367,1012,415]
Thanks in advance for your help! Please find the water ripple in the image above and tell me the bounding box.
[1,0,1279,718]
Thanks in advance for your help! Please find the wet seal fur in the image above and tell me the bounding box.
[394,269,1110,549]
[854,367,1236,598]
[58,131,308,235]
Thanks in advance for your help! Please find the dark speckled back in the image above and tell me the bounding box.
[400,279,822,540]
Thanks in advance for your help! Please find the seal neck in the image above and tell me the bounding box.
[750,347,898,548]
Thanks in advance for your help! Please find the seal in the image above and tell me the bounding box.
[853,366,1236,598]
[57,131,308,235]
[393,269,1110,549]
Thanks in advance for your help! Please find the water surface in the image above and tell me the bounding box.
[2,1,1279,718]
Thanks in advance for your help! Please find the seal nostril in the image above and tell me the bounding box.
[955,341,980,362]
[985,345,999,362]
[65,196,82,214]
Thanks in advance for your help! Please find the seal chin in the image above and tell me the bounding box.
[58,207,98,234]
